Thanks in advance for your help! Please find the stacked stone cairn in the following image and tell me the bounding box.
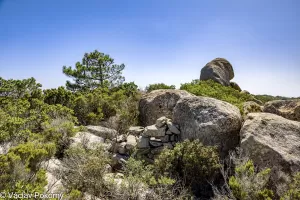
[108,116,181,166]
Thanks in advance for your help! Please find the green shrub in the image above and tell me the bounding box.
[145,83,176,93]
[155,139,220,197]
[180,80,255,113]
[0,141,55,193]
[117,157,191,200]
[229,160,273,200]
[61,145,110,197]
[281,173,300,200]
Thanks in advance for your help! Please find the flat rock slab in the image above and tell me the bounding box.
[86,126,118,140]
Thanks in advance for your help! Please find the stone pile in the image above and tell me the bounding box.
[108,116,181,165]
[135,116,181,162]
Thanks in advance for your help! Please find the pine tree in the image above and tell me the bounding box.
[62,50,125,91]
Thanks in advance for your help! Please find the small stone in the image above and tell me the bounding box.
[126,135,137,150]
[118,142,127,154]
[166,130,172,135]
[137,136,150,148]
[156,116,168,128]
[117,134,126,142]
[128,126,145,135]
[161,135,169,143]
[150,137,163,147]
[143,125,165,137]
[167,122,180,134]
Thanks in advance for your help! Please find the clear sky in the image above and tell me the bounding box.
[0,0,299,97]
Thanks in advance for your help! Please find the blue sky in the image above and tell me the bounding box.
[0,0,299,97]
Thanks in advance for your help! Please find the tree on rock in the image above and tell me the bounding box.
[62,50,125,91]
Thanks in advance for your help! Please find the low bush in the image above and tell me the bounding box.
[155,139,220,197]
[281,173,300,200]
[180,80,255,113]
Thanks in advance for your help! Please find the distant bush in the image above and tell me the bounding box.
[180,80,255,113]
[254,94,297,104]
[155,139,220,197]
[145,83,176,93]
[43,86,75,108]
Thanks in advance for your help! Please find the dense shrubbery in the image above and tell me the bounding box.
[180,80,255,113]
[155,140,220,197]
[145,83,176,93]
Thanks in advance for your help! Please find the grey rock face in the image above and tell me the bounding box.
[200,58,234,86]
[139,89,194,126]
[86,126,118,140]
[240,113,300,194]
[173,96,242,157]
[137,136,150,149]
[263,100,300,122]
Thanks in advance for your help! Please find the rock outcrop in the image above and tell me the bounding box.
[230,81,242,92]
[139,89,194,126]
[240,113,300,195]
[173,96,242,157]
[200,58,234,86]
[263,100,300,122]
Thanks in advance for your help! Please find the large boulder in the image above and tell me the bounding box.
[70,132,104,149]
[263,100,300,122]
[139,89,194,126]
[200,58,234,86]
[240,113,300,195]
[173,96,242,156]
